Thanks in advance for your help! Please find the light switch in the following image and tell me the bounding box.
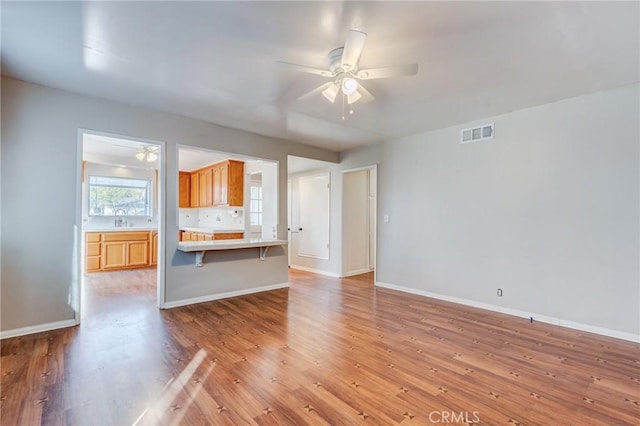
[383,214,390,223]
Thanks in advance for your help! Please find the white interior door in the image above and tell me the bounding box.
[287,180,292,266]
[343,169,370,276]
[297,173,330,260]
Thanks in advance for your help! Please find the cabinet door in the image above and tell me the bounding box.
[86,256,101,272]
[199,168,212,207]
[218,162,229,205]
[127,241,149,266]
[150,232,158,265]
[190,173,200,207]
[212,165,222,205]
[227,160,244,206]
[214,232,244,240]
[102,242,127,269]
[179,172,191,208]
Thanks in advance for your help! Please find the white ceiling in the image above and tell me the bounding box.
[178,147,249,172]
[83,133,159,169]
[288,156,336,175]
[3,2,638,152]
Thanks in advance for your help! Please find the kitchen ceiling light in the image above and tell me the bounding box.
[341,77,358,95]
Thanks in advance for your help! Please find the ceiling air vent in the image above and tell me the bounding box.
[460,123,494,144]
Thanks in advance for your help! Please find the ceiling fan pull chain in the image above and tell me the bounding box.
[342,93,346,121]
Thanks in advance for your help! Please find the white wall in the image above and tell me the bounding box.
[340,84,640,338]
[0,77,338,332]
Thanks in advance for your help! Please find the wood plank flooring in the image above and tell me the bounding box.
[1,269,639,425]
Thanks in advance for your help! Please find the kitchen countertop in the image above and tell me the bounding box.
[177,238,287,266]
[180,227,245,234]
[84,226,158,232]
[177,238,287,252]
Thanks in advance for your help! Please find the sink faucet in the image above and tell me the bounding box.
[114,208,127,227]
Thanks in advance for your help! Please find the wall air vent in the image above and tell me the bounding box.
[460,123,494,144]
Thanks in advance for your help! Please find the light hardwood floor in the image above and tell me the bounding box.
[1,269,638,425]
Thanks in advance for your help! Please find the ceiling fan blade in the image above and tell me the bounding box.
[278,61,332,77]
[341,29,367,70]
[357,63,419,80]
[297,82,335,101]
[357,84,375,104]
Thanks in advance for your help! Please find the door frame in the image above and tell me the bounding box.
[75,129,167,325]
[341,164,377,281]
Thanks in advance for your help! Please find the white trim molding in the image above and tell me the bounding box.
[375,281,640,343]
[0,319,78,340]
[163,282,290,309]
[289,265,341,278]
[342,268,373,278]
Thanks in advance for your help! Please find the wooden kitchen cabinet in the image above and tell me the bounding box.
[190,173,200,207]
[214,232,244,240]
[101,241,127,270]
[85,231,155,272]
[179,172,191,208]
[213,160,244,207]
[150,231,158,266]
[85,232,101,272]
[186,159,244,208]
[127,240,149,266]
[180,230,238,241]
[199,167,213,207]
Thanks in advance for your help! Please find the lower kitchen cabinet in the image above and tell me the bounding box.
[180,231,243,241]
[150,231,158,266]
[214,232,244,240]
[85,230,156,273]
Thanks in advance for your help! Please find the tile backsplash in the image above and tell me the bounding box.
[179,207,244,229]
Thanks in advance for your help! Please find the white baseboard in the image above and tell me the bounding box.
[163,282,290,309]
[289,265,341,278]
[0,318,78,340]
[343,268,373,278]
[375,281,640,343]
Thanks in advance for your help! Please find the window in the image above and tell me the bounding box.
[250,182,262,227]
[88,176,151,216]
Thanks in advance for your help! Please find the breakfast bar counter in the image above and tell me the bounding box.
[177,238,287,266]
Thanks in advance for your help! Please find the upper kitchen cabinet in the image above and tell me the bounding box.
[181,159,244,208]
[199,167,213,207]
[179,172,191,208]
[213,160,244,207]
[189,172,199,207]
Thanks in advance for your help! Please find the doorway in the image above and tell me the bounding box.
[77,130,165,324]
[342,166,376,278]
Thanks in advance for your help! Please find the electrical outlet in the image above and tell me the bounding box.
[497,288,503,297]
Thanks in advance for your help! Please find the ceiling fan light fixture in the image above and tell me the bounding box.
[347,91,362,104]
[136,146,159,162]
[341,77,358,95]
[322,84,339,103]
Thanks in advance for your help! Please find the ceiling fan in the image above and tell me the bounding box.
[135,145,159,162]
[279,29,418,110]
